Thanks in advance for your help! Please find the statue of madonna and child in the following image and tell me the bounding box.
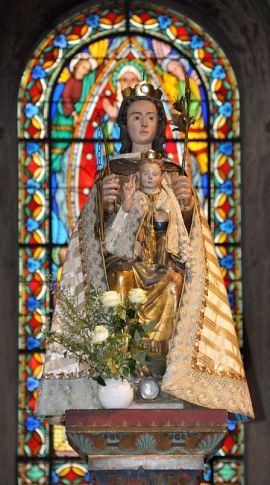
[36,81,254,420]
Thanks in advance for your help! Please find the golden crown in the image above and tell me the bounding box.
[139,150,165,170]
[122,81,162,100]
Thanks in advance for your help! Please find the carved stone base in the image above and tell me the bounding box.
[65,408,227,485]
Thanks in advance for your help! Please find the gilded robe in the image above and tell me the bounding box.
[104,175,190,354]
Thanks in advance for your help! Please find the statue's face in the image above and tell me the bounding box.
[140,162,162,191]
[126,100,158,147]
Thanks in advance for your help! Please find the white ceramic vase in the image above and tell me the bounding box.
[98,378,134,409]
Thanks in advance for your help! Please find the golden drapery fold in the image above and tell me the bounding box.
[162,199,254,417]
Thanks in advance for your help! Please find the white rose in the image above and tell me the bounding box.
[101,291,122,308]
[92,325,109,344]
[128,288,147,305]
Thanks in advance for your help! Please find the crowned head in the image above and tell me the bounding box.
[121,81,162,100]
[139,149,165,171]
[117,81,167,154]
[139,150,164,193]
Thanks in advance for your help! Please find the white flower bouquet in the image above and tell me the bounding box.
[45,286,159,386]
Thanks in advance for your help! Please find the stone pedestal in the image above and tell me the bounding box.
[65,408,227,484]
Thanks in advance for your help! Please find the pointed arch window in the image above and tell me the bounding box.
[18,3,244,483]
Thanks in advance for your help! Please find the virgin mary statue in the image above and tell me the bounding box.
[36,81,254,419]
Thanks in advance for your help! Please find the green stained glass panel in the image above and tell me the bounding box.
[18,462,49,484]
[213,459,243,483]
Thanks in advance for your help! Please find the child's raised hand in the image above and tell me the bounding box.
[122,174,137,212]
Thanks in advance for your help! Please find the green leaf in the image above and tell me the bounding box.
[134,350,148,364]
[141,319,159,334]
[134,329,142,343]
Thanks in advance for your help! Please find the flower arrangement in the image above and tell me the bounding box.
[45,285,162,386]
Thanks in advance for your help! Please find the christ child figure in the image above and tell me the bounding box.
[121,156,169,265]
[105,152,189,269]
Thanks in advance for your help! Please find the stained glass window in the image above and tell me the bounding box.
[18,2,244,484]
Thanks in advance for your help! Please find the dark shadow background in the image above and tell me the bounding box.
[0,0,269,483]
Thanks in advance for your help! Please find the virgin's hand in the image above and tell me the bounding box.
[172,175,194,208]
[103,174,120,203]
